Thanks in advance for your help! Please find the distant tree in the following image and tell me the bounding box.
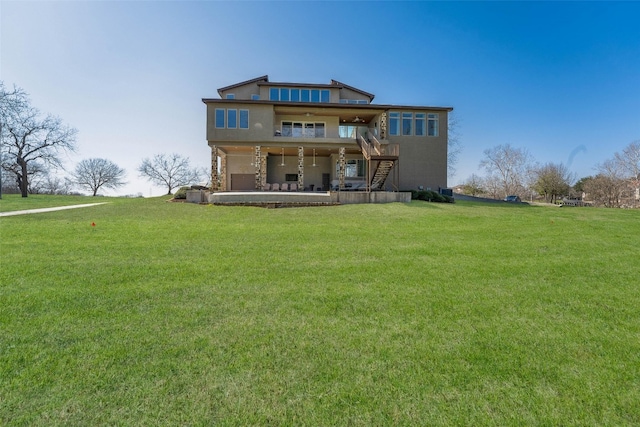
[479,144,533,199]
[0,82,77,197]
[462,173,484,196]
[138,153,202,195]
[584,159,627,207]
[532,162,574,203]
[71,158,127,196]
[447,112,463,179]
[614,140,640,207]
[573,176,592,194]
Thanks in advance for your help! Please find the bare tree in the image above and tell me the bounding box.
[461,173,484,196]
[71,158,127,196]
[0,82,77,197]
[447,112,463,179]
[614,140,640,207]
[585,159,628,207]
[0,83,28,198]
[532,162,574,203]
[138,153,202,195]
[479,144,533,199]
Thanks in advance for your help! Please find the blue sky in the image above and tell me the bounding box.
[2,1,639,196]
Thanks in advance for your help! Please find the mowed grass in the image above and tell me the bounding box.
[1,196,639,425]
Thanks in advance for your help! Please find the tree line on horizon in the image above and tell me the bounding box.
[460,142,640,208]
[0,82,205,198]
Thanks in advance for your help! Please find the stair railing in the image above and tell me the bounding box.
[357,134,372,160]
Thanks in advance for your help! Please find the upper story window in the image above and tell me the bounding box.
[225,94,235,99]
[339,99,369,104]
[227,109,237,129]
[215,109,225,128]
[269,87,330,103]
[251,94,260,100]
[402,113,413,136]
[428,113,439,136]
[389,111,437,137]
[215,108,249,129]
[280,121,325,138]
[389,112,400,136]
[239,110,249,129]
[415,113,426,136]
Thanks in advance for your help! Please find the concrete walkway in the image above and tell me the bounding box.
[0,202,108,217]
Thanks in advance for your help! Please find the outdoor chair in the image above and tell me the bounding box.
[263,183,271,191]
[281,183,289,191]
[271,183,280,191]
[289,183,298,192]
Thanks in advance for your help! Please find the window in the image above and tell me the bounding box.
[285,174,298,182]
[415,113,426,136]
[304,123,314,138]
[428,113,439,136]
[269,87,331,103]
[227,109,237,129]
[339,159,366,178]
[293,122,303,137]
[402,113,412,135]
[216,108,248,129]
[225,94,235,99]
[239,110,249,129]
[389,112,400,136]
[251,94,260,100]
[215,109,225,128]
[282,122,292,137]
[339,125,357,139]
[281,121,325,137]
[340,99,369,104]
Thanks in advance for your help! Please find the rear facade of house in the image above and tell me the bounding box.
[203,75,452,194]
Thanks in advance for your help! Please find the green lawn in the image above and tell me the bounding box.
[1,196,639,425]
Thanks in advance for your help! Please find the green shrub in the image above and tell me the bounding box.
[173,186,190,199]
[412,190,453,203]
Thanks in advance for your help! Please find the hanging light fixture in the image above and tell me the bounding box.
[312,149,317,167]
[280,148,285,166]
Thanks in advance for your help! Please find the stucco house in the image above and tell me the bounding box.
[202,75,452,201]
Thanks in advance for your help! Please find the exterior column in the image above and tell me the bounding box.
[220,153,227,191]
[338,147,346,190]
[260,154,267,189]
[254,145,262,190]
[210,145,219,192]
[297,146,304,191]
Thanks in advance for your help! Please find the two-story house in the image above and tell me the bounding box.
[203,75,452,197]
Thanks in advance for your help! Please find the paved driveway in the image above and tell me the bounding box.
[0,203,108,217]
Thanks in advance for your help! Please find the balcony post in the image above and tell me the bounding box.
[210,145,219,192]
[254,145,262,190]
[297,146,304,191]
[339,147,346,190]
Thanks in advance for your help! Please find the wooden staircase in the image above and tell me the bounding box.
[370,159,396,190]
[356,135,398,191]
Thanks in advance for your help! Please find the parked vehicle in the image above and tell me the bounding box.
[504,195,521,202]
